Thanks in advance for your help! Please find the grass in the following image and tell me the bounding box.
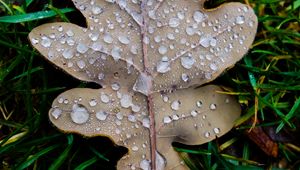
[0,0,299,169]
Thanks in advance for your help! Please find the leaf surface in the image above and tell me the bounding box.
[28,0,257,169]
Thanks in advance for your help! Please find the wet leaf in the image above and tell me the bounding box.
[28,0,257,169]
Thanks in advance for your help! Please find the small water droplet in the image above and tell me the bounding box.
[116,112,123,120]
[154,36,161,43]
[193,11,205,23]
[104,33,113,44]
[142,117,150,128]
[100,93,110,103]
[51,108,62,119]
[167,33,175,40]
[163,96,169,102]
[169,18,180,28]
[70,104,89,124]
[172,114,179,120]
[213,127,220,134]
[181,55,195,69]
[235,15,245,25]
[156,59,170,73]
[89,33,99,41]
[76,43,89,54]
[128,114,136,122]
[132,105,141,112]
[185,26,195,36]
[89,99,97,107]
[31,38,39,44]
[98,73,105,80]
[92,6,103,15]
[62,49,74,59]
[196,101,203,108]
[177,11,185,20]
[66,30,74,37]
[171,100,180,110]
[96,110,108,120]
[181,73,189,82]
[76,60,86,69]
[191,110,198,117]
[204,131,210,138]
[163,116,172,124]
[199,36,210,48]
[132,146,139,151]
[210,103,217,110]
[209,63,218,71]
[111,47,121,61]
[111,82,120,91]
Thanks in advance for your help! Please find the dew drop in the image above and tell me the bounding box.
[92,6,103,15]
[196,101,203,108]
[66,30,74,37]
[156,59,170,73]
[185,26,195,36]
[171,100,180,111]
[128,114,136,122]
[76,43,89,54]
[100,93,110,103]
[158,45,168,55]
[191,110,198,117]
[111,47,121,61]
[163,116,172,124]
[118,35,130,44]
[116,112,123,120]
[199,36,210,48]
[181,55,195,69]
[51,108,62,119]
[132,146,139,151]
[31,38,39,44]
[96,110,108,121]
[62,49,74,59]
[76,60,86,69]
[204,132,210,138]
[41,36,52,48]
[181,73,189,82]
[142,117,150,128]
[172,114,179,120]
[89,99,97,107]
[213,127,220,134]
[89,33,99,41]
[98,73,105,80]
[104,33,113,44]
[235,15,245,25]
[193,11,205,23]
[169,18,180,28]
[210,103,217,110]
[111,82,120,91]
[120,94,132,108]
[209,63,218,71]
[140,159,151,170]
[70,104,89,124]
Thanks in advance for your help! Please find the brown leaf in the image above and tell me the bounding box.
[28,0,257,169]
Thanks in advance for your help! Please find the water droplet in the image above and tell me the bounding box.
[62,49,74,59]
[177,11,185,20]
[156,151,166,170]
[111,82,120,91]
[96,110,108,120]
[163,96,169,102]
[130,45,138,55]
[31,38,39,44]
[193,11,205,23]
[89,33,99,41]
[100,93,110,103]
[41,36,51,48]
[51,108,62,119]
[132,105,141,113]
[98,73,105,80]
[91,42,103,51]
[133,73,152,96]
[186,26,195,36]
[132,146,139,151]
[89,99,97,107]
[158,45,168,55]
[167,33,175,40]
[70,104,89,124]
[209,63,218,71]
[163,116,172,124]
[169,18,180,28]
[213,127,220,134]
[104,33,113,44]
[156,59,170,73]
[118,35,130,44]
[148,10,156,19]
[154,36,161,43]
[204,132,210,138]
[196,101,203,108]
[92,6,103,15]
[142,117,150,128]
[210,38,217,47]
[111,47,121,61]
[210,103,217,110]
[120,94,132,108]
[171,100,180,110]
[191,110,198,117]
[128,114,136,122]
[76,43,89,54]
[181,73,189,82]
[199,36,210,48]
[235,15,245,25]
[181,55,195,69]
[76,60,86,69]
[248,20,254,27]
[116,112,123,120]
[172,114,179,120]
[140,159,151,170]
[66,30,74,36]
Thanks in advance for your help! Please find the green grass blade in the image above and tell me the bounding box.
[0,8,74,23]
[74,156,98,170]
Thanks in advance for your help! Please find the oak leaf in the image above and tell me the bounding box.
[28,0,257,169]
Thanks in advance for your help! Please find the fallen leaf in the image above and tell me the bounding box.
[28,0,257,169]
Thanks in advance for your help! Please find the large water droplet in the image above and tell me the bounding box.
[62,48,74,59]
[133,72,152,96]
[104,33,113,44]
[120,94,132,108]
[96,110,108,121]
[163,116,172,124]
[41,36,52,48]
[142,117,150,128]
[181,55,195,69]
[89,99,97,107]
[76,43,89,54]
[51,108,62,119]
[111,82,120,91]
[89,33,99,41]
[156,58,170,73]
[169,18,180,28]
[199,36,210,48]
[140,159,151,170]
[193,11,205,23]
[158,45,168,55]
[118,35,130,44]
[70,104,89,124]
[111,47,121,61]
[92,6,103,15]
